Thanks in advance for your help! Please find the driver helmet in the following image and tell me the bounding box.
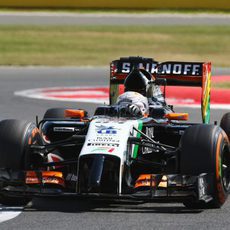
[124,67,152,97]
[116,91,149,116]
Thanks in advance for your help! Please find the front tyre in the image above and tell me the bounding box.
[0,119,42,205]
[180,124,230,209]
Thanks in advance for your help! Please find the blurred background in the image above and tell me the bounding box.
[0,1,229,122]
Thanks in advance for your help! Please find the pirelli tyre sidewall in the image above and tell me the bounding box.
[214,130,230,206]
[220,112,230,140]
[0,119,42,170]
[180,124,230,208]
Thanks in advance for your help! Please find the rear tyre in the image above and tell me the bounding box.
[220,112,230,140]
[43,108,68,119]
[180,124,230,209]
[0,119,42,205]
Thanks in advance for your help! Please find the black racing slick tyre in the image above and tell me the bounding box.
[0,119,42,205]
[220,112,230,140]
[43,108,68,119]
[0,119,42,170]
[43,107,89,120]
[180,124,230,209]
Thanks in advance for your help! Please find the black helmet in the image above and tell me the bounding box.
[124,68,151,96]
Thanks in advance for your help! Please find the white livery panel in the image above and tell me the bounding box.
[80,118,140,160]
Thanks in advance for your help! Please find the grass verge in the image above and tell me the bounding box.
[213,82,230,89]
[0,25,229,67]
[0,8,229,14]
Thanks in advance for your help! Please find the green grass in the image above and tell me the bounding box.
[0,25,229,67]
[0,8,229,14]
[213,82,230,89]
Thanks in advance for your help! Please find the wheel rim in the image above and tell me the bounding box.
[221,144,230,191]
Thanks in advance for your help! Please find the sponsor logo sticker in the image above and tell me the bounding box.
[96,125,118,134]
[91,147,115,153]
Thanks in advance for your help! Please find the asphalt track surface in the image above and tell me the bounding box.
[0,66,228,122]
[0,12,230,229]
[0,66,229,230]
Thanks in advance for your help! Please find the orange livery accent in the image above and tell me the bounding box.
[28,127,40,145]
[165,113,189,121]
[25,171,65,187]
[135,174,155,188]
[65,109,86,119]
[134,174,168,189]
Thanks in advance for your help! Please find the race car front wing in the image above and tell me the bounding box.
[0,170,213,203]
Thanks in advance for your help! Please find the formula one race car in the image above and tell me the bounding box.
[0,56,229,209]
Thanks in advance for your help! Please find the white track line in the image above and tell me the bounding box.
[0,205,23,223]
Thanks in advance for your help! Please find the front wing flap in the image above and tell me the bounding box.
[0,170,212,203]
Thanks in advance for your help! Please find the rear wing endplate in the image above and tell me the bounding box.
[110,57,211,123]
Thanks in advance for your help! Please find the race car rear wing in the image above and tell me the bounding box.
[110,57,211,123]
